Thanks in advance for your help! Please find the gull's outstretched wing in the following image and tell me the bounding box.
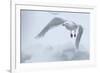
[35,17,65,38]
[75,25,83,49]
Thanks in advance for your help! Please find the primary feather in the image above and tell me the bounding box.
[35,17,65,38]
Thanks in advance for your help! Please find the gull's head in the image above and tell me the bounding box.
[62,20,83,49]
[62,20,78,38]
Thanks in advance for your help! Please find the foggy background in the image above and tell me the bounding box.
[20,10,90,63]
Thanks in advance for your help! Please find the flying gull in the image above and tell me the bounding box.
[35,17,83,49]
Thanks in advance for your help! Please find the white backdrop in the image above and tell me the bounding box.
[0,0,99,73]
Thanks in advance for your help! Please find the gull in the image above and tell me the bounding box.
[35,17,83,50]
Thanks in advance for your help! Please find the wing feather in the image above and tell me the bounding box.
[35,17,65,38]
[75,25,83,49]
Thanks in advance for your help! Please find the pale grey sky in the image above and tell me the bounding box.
[20,10,90,63]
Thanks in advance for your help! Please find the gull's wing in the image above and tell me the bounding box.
[35,17,65,38]
[75,25,83,49]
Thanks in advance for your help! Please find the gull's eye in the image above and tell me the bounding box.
[74,34,76,37]
[70,33,73,38]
